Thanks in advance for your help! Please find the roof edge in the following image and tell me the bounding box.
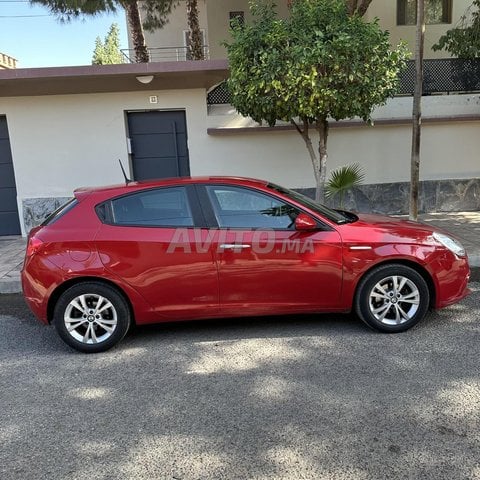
[0,59,229,81]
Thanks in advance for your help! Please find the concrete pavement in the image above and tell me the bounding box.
[0,236,26,294]
[1,284,479,479]
[1,211,479,294]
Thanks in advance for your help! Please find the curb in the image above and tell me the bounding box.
[470,266,480,283]
[0,280,21,294]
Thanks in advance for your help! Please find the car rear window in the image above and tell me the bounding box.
[108,187,194,227]
[41,198,78,226]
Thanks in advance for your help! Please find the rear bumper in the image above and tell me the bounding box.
[21,256,62,324]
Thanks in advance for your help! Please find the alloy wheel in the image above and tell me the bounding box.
[64,293,118,344]
[368,275,420,326]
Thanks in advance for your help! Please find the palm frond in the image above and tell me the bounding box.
[325,163,365,201]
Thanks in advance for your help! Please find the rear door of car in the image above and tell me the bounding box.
[95,185,219,320]
[195,183,343,316]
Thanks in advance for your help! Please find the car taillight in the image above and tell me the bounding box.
[26,236,44,258]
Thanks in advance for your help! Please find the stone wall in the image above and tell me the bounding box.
[299,178,480,215]
[22,197,70,234]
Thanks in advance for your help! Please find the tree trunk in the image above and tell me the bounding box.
[346,0,373,16]
[410,0,425,221]
[316,117,329,203]
[291,119,320,200]
[186,0,204,60]
[125,1,149,63]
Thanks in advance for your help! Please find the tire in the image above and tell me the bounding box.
[354,264,430,333]
[53,282,131,353]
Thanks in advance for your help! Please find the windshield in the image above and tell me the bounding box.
[267,183,353,225]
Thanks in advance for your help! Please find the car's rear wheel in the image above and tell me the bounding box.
[53,282,131,353]
[355,264,430,333]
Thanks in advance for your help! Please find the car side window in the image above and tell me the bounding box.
[110,187,194,227]
[206,186,300,229]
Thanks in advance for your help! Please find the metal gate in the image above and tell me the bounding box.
[127,111,190,181]
[0,116,21,235]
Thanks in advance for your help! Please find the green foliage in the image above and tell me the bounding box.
[30,0,176,33]
[92,23,123,65]
[225,0,408,201]
[433,0,480,58]
[142,0,178,32]
[226,0,409,126]
[325,163,365,208]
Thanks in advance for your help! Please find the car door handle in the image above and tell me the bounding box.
[219,244,252,251]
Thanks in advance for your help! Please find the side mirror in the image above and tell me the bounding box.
[295,213,317,231]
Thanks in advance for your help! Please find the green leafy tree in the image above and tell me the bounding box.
[433,0,480,58]
[92,23,124,64]
[345,0,373,16]
[226,0,408,202]
[31,0,176,63]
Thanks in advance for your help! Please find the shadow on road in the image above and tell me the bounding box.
[0,287,478,479]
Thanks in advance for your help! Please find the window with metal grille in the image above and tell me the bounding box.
[397,0,452,25]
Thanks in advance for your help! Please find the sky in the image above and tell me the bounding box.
[0,1,129,68]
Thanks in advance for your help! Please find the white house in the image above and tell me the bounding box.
[1,0,479,236]
[129,0,472,61]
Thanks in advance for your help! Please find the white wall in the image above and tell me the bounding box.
[205,94,480,185]
[138,0,209,56]
[0,89,208,234]
[200,121,480,186]
[1,90,479,234]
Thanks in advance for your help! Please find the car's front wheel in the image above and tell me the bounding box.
[53,282,131,353]
[355,264,430,333]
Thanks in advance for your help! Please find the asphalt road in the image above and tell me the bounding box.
[1,286,479,480]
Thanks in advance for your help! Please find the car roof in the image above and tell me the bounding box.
[74,176,270,199]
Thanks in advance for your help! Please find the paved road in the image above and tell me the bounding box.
[1,287,479,480]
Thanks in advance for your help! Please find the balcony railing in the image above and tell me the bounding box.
[207,58,480,105]
[121,46,210,63]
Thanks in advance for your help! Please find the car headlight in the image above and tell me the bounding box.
[432,232,466,258]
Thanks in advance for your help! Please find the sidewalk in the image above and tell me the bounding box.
[0,211,478,294]
[0,236,26,294]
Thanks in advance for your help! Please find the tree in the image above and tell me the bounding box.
[226,0,408,202]
[142,0,204,61]
[345,0,373,16]
[186,0,204,60]
[410,0,425,221]
[31,0,176,63]
[92,23,124,64]
[433,0,480,58]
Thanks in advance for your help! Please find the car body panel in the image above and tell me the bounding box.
[95,224,220,320]
[212,229,344,315]
[21,176,471,330]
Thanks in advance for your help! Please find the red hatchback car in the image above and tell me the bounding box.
[22,177,470,353]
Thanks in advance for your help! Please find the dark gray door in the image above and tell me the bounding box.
[0,117,21,236]
[127,111,190,181]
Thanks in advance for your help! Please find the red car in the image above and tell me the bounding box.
[22,177,470,353]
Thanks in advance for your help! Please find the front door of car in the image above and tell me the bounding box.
[199,185,343,316]
[95,185,219,320]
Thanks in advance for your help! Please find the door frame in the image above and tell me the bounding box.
[0,115,21,236]
[125,109,190,181]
